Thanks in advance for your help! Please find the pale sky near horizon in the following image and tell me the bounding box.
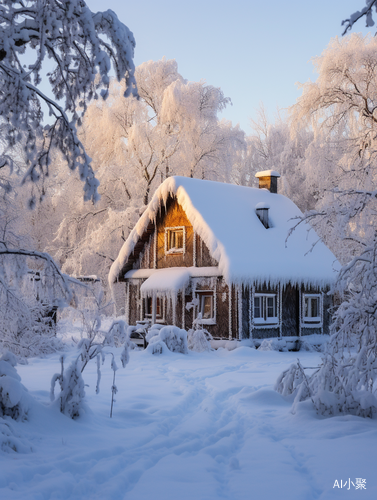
[86,0,372,134]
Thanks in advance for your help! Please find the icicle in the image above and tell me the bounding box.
[228,285,232,340]
[238,285,242,340]
[279,283,282,338]
[182,287,185,329]
[249,285,253,340]
[299,287,302,337]
[153,230,157,269]
[193,231,196,266]
[214,279,217,324]
[321,291,324,335]
[125,282,130,325]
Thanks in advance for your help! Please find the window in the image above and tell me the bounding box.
[144,297,163,320]
[195,291,215,324]
[303,294,321,324]
[165,227,185,254]
[254,294,278,325]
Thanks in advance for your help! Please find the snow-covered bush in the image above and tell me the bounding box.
[146,326,188,354]
[187,327,213,352]
[297,336,327,352]
[158,326,188,354]
[51,356,85,420]
[51,316,131,419]
[146,324,164,343]
[0,253,69,358]
[0,352,30,421]
[274,360,313,408]
[259,338,287,352]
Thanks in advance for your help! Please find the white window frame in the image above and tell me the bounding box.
[253,293,278,326]
[164,226,186,255]
[302,293,322,325]
[195,290,216,325]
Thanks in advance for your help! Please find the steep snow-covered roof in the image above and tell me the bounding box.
[109,176,340,287]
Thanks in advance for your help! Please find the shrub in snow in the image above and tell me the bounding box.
[0,352,30,421]
[0,256,68,358]
[51,356,85,419]
[146,326,188,354]
[146,338,169,355]
[51,314,131,419]
[259,338,287,352]
[158,326,188,354]
[298,334,329,352]
[275,360,312,402]
[187,328,213,353]
[146,324,164,343]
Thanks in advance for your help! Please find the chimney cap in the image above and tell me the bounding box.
[255,170,280,178]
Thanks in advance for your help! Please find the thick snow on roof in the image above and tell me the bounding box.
[109,177,340,287]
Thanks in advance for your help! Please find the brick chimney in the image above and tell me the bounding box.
[255,170,280,194]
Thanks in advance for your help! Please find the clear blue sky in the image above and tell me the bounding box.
[86,0,371,134]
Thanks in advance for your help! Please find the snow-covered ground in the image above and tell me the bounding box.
[1,336,376,500]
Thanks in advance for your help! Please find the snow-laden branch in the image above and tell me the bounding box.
[342,0,377,35]
[0,0,137,202]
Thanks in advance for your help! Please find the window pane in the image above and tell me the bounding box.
[170,231,175,248]
[267,297,274,317]
[175,231,183,249]
[304,297,309,318]
[254,297,261,318]
[202,296,212,319]
[168,229,184,250]
[311,298,318,318]
[145,297,152,316]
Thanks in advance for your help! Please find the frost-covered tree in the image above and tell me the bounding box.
[277,34,377,418]
[0,0,137,355]
[46,59,245,295]
[232,105,315,212]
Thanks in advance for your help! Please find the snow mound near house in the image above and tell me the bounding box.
[258,338,288,352]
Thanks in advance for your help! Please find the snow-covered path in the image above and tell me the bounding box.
[2,347,376,499]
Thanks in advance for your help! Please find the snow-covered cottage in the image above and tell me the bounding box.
[109,173,339,340]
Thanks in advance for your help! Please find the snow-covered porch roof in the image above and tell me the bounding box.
[140,268,190,298]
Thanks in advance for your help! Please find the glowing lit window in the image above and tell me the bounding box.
[254,294,278,325]
[165,227,185,254]
[195,291,215,323]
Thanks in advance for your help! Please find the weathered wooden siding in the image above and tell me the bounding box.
[137,198,217,271]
